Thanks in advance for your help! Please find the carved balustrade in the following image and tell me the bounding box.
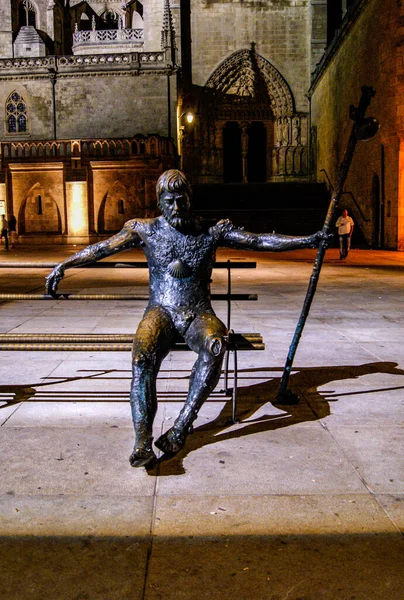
[0,136,175,167]
[0,51,167,72]
[272,114,308,177]
[72,28,144,48]
[271,145,309,177]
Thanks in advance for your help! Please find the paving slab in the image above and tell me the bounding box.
[1,535,150,600]
[0,494,154,536]
[377,494,404,533]
[154,494,397,536]
[1,401,134,428]
[0,427,157,496]
[323,425,404,494]
[145,533,404,600]
[154,424,367,496]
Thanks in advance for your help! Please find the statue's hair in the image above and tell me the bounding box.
[156,169,192,201]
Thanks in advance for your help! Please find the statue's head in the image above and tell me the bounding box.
[156,169,193,230]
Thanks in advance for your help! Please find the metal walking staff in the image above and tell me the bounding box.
[276,85,379,404]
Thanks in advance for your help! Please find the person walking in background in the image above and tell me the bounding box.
[1,215,8,251]
[8,214,17,249]
[336,208,354,259]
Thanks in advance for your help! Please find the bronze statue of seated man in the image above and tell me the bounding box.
[46,169,326,468]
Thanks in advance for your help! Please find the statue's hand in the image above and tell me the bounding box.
[45,264,65,297]
[311,230,333,248]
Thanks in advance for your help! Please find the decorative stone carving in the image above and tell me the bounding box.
[292,116,301,146]
[206,48,294,118]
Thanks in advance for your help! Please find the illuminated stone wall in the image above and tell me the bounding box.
[310,0,400,249]
[8,162,66,242]
[2,139,174,244]
[90,161,161,234]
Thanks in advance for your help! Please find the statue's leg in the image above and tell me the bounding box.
[155,314,227,454]
[129,306,175,467]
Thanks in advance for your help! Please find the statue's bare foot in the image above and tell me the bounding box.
[129,446,156,468]
[155,427,187,455]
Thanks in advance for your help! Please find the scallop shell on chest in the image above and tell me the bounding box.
[167,259,192,279]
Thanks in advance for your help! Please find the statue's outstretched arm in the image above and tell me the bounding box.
[219,222,328,252]
[45,223,141,296]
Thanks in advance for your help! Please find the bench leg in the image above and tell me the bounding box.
[224,347,231,393]
[231,347,239,424]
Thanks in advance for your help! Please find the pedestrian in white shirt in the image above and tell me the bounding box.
[336,208,354,259]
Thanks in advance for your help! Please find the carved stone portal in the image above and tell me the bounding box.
[180,46,309,182]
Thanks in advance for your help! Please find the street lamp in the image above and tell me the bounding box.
[177,111,196,169]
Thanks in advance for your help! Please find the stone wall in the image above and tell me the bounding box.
[1,77,55,140]
[143,0,168,50]
[55,73,173,139]
[0,59,177,140]
[0,2,13,59]
[4,156,172,244]
[1,133,175,243]
[90,161,161,234]
[8,162,66,239]
[190,0,312,113]
[310,0,400,249]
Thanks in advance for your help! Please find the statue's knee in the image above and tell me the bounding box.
[207,335,227,358]
[132,349,153,371]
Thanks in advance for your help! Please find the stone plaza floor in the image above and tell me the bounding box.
[0,243,403,599]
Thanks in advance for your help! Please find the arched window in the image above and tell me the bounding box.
[101,10,119,29]
[18,0,36,28]
[6,92,28,134]
[78,12,91,31]
[118,199,125,214]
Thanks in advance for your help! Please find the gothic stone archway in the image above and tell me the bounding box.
[180,46,308,183]
[98,180,142,234]
[19,183,62,234]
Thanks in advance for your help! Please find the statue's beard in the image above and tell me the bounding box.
[164,214,194,231]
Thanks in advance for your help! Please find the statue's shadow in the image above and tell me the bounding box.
[1,361,403,478]
[150,361,404,476]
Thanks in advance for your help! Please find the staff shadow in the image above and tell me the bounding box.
[150,360,404,476]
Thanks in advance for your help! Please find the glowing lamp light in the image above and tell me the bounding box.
[186,112,194,124]
[69,182,87,236]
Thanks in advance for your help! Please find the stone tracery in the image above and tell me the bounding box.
[206,48,295,118]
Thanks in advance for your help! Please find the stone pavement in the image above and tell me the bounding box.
[0,244,403,599]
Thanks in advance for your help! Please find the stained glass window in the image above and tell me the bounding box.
[6,91,28,134]
[8,115,17,133]
[18,114,27,132]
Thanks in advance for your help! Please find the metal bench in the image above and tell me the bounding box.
[0,260,265,421]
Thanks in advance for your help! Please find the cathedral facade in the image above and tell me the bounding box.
[0,0,329,243]
[0,0,402,249]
